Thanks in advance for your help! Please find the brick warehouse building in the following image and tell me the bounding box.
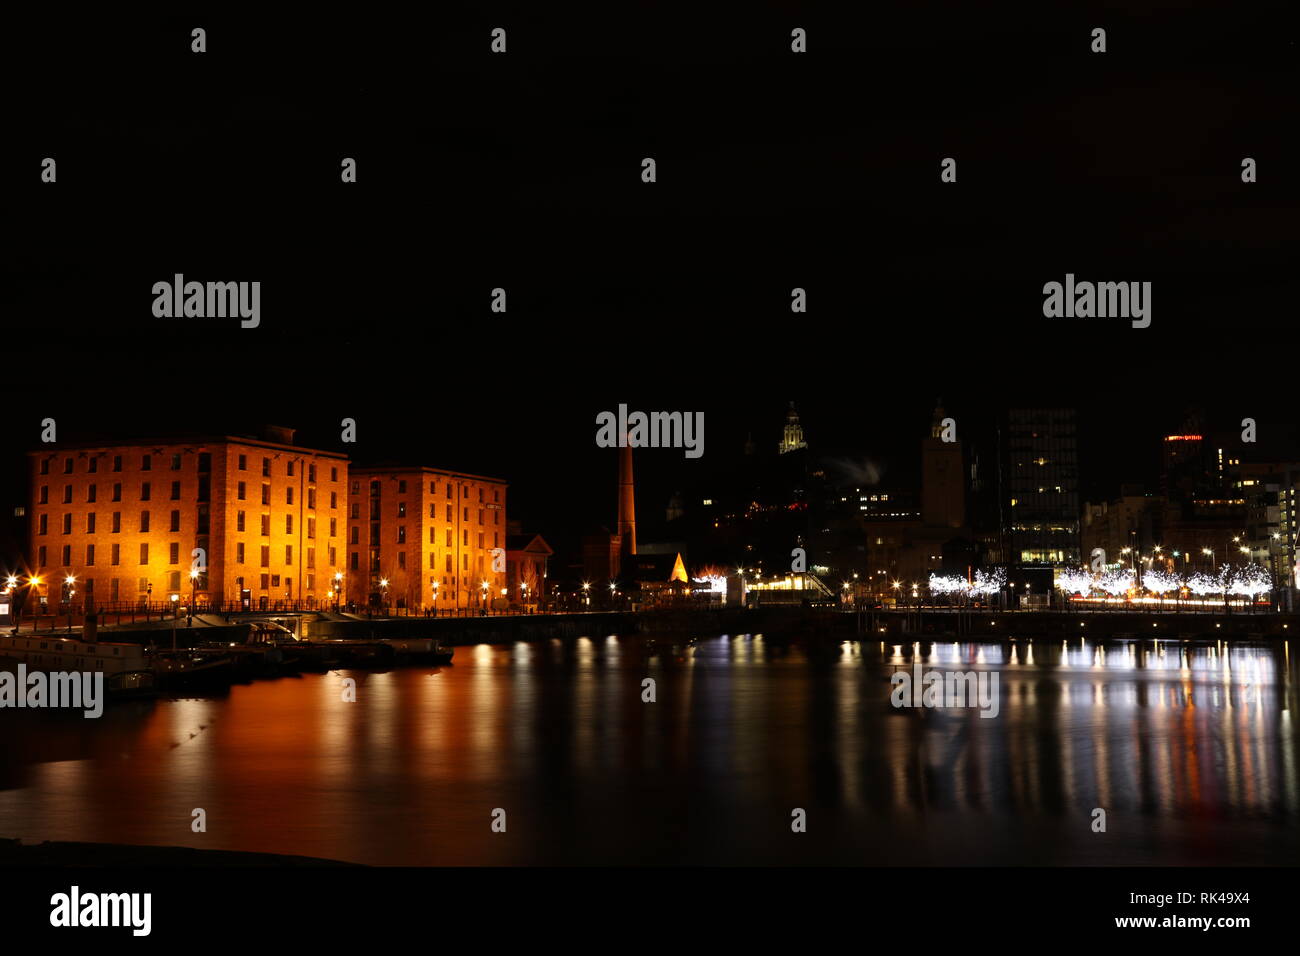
[345,465,508,611]
[25,426,349,612]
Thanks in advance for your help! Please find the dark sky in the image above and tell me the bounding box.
[3,4,1296,555]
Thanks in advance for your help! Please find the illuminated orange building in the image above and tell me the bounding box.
[27,427,349,611]
[345,466,508,610]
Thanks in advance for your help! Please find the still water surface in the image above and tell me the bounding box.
[1,634,1297,865]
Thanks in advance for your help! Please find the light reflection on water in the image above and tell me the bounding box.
[0,634,1296,865]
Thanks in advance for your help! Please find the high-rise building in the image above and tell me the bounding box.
[1002,408,1081,566]
[778,402,807,455]
[26,427,349,611]
[346,466,507,610]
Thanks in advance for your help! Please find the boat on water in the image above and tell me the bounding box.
[150,650,236,692]
[0,634,157,698]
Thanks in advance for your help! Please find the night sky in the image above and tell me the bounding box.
[3,4,1296,558]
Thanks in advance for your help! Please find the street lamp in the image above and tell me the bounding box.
[334,571,343,613]
[431,580,439,617]
[188,567,200,626]
[1202,547,1216,571]
[481,580,490,615]
[581,581,590,608]
[64,574,76,633]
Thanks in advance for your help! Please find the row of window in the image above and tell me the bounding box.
[39,479,209,504]
[355,479,502,503]
[52,574,323,600]
[36,543,336,569]
[39,452,212,475]
[38,511,340,539]
[351,526,500,548]
[38,453,343,483]
[348,551,493,573]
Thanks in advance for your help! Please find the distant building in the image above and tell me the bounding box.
[506,532,553,606]
[1001,408,1081,566]
[778,402,808,455]
[26,427,348,611]
[346,465,507,610]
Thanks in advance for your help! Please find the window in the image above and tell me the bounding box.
[330,491,337,509]
[170,481,180,500]
[237,481,246,500]
[350,503,359,519]
[260,546,270,567]
[141,454,151,471]
[430,527,436,544]
[61,513,72,534]
[463,530,469,546]
[331,467,338,482]
[398,501,406,518]
[38,514,47,535]
[398,480,407,494]
[446,505,452,521]
[171,454,181,470]
[139,543,149,565]
[87,484,96,503]
[236,511,245,532]
[63,457,73,474]
[478,509,484,524]
[86,513,96,533]
[40,459,49,475]
[140,481,151,502]
[287,461,295,477]
[350,527,358,544]
[63,486,72,504]
[39,486,48,504]
[329,518,336,537]
[397,526,406,544]
[198,452,210,473]
[286,487,293,506]
[238,454,247,470]
[430,504,436,518]
[307,489,316,509]
[398,552,406,569]
[307,548,315,569]
[285,515,293,535]
[328,546,336,565]
[445,530,452,547]
[139,511,150,533]
[236,543,245,564]
[170,510,181,532]
[285,545,293,565]
[262,458,270,476]
[169,543,179,565]
[350,552,359,570]
[62,545,71,565]
[308,518,316,539]
[88,458,97,473]
[261,484,270,505]
[112,455,122,472]
[260,573,270,590]
[477,533,484,549]
[111,512,121,533]
[112,483,122,502]
[261,515,270,536]
[86,544,95,566]
[168,571,181,591]
[309,464,316,482]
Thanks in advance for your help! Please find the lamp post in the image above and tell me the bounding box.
[334,571,344,613]
[379,577,389,614]
[188,568,199,626]
[431,580,439,617]
[581,581,590,609]
[481,580,489,616]
[1202,547,1216,572]
[64,574,76,633]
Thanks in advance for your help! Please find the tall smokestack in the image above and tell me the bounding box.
[618,443,636,556]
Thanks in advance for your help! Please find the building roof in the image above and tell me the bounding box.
[506,533,553,556]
